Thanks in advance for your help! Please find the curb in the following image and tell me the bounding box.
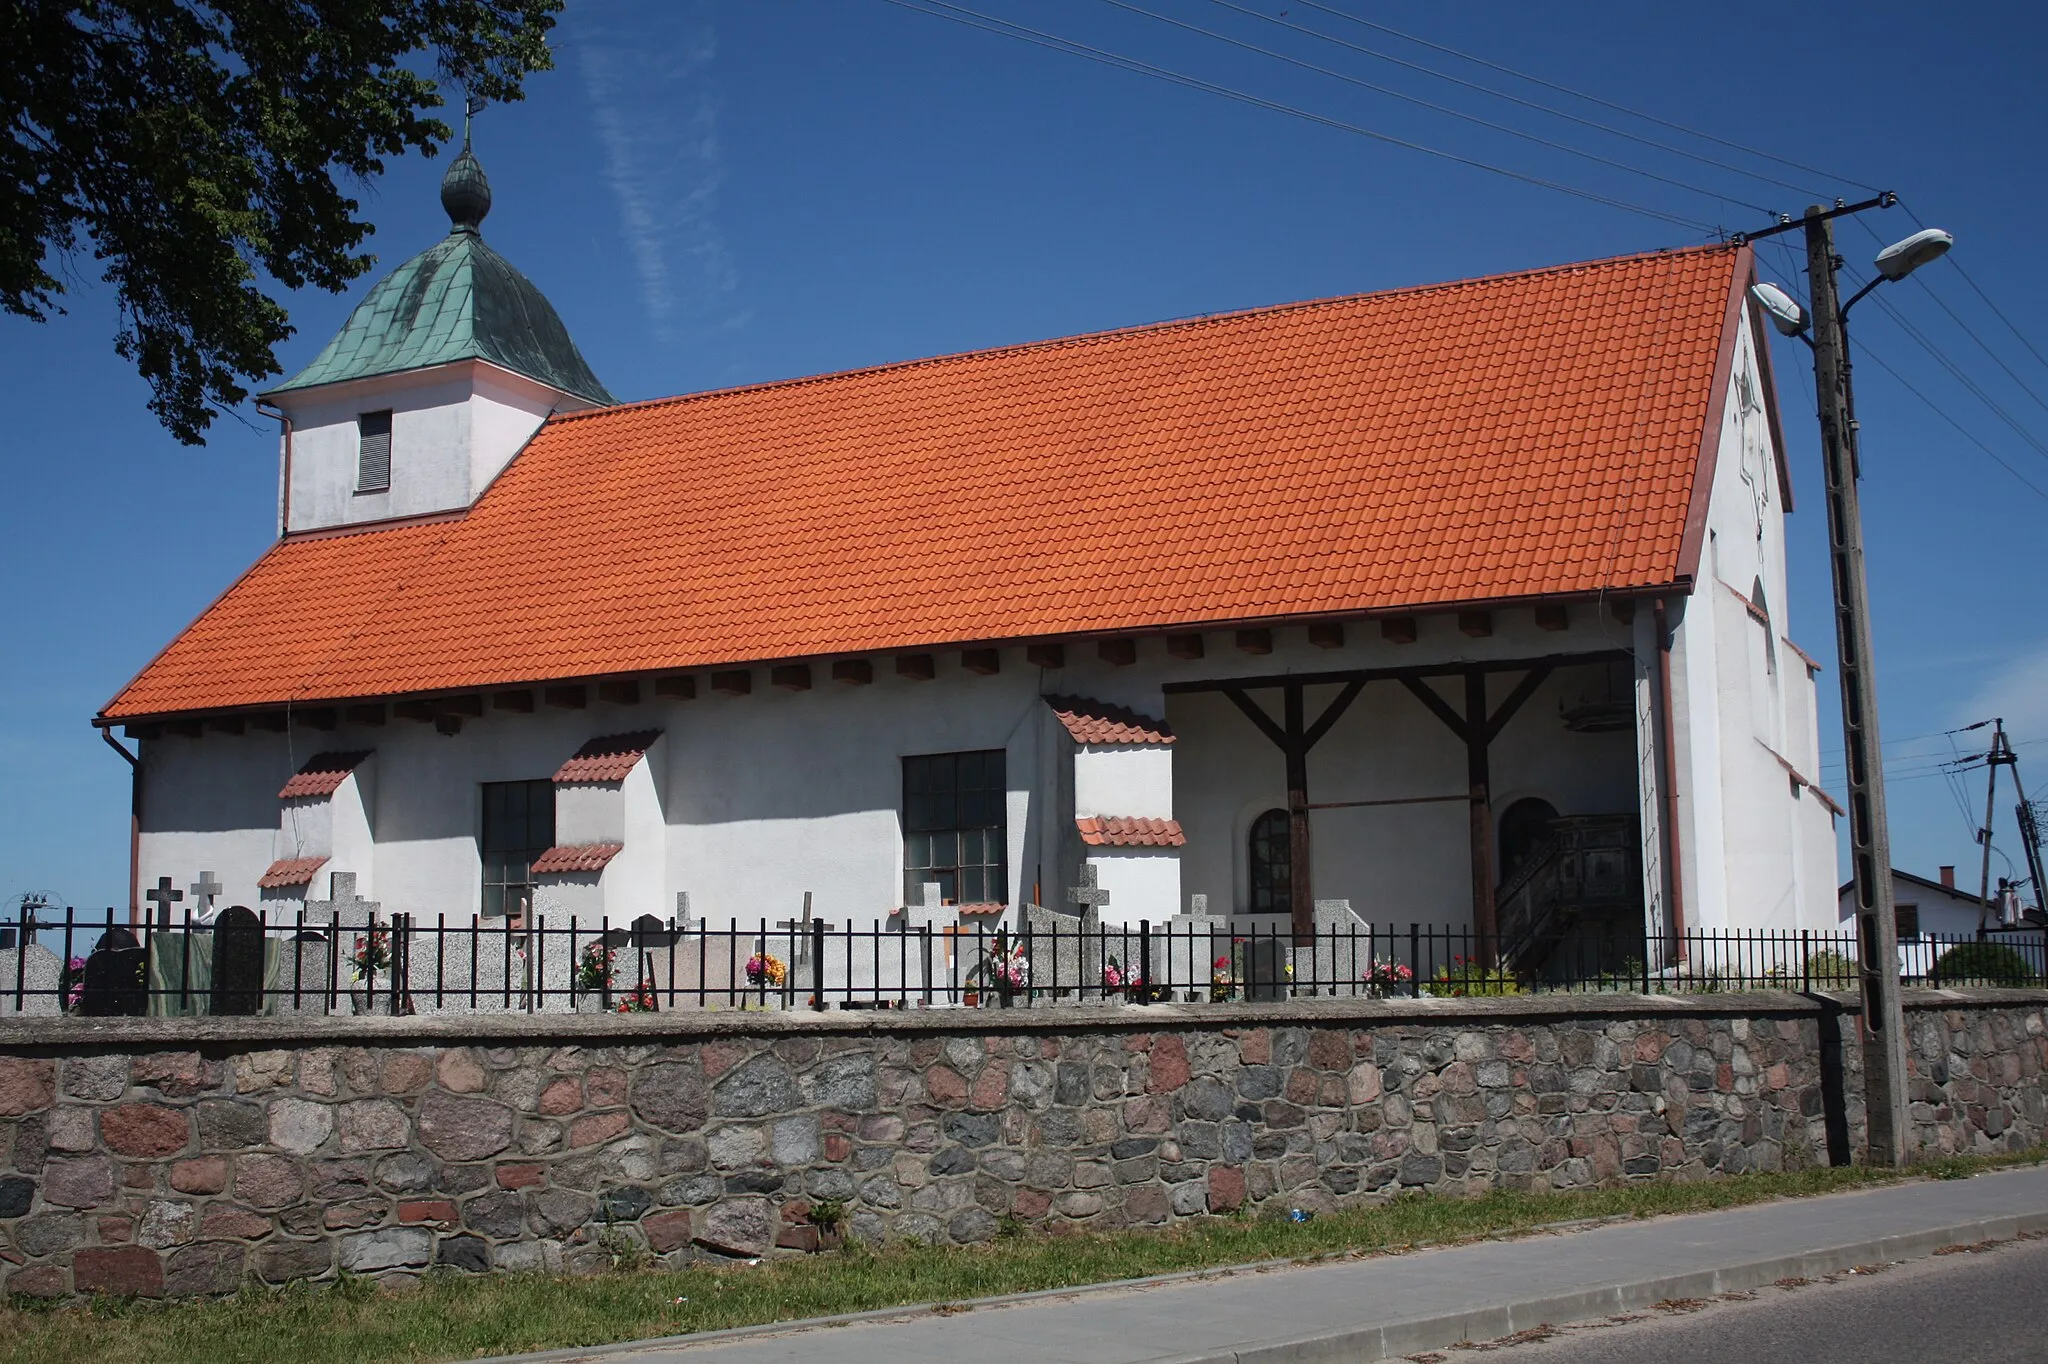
[1159,1209,2048,1364]
[473,1190,2047,1364]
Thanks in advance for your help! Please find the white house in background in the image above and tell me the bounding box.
[1838,865,2045,977]
[97,146,1843,976]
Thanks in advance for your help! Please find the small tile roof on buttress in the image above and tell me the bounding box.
[104,244,1754,720]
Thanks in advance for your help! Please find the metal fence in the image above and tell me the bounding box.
[6,906,2048,1018]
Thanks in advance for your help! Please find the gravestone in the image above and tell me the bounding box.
[0,943,63,1016]
[272,931,333,1015]
[209,906,266,1015]
[304,872,378,932]
[1295,899,1369,997]
[80,927,148,1016]
[1156,893,1227,1002]
[1022,902,1088,998]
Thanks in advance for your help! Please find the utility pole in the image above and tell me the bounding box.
[1804,207,1912,1169]
[1977,719,2011,933]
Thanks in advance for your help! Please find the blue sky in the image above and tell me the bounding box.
[4,0,2045,915]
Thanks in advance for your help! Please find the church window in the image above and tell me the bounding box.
[1248,808,1290,915]
[902,750,1006,905]
[481,779,554,917]
[357,410,393,493]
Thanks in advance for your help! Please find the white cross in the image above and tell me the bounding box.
[305,871,379,926]
[1067,864,1111,910]
[189,871,224,926]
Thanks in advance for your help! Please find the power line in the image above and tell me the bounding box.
[1095,0,1773,213]
[1865,292,2048,463]
[1850,336,2048,502]
[1901,201,2048,384]
[1847,213,2048,421]
[1291,0,1883,195]
[1203,0,1830,202]
[876,0,1721,234]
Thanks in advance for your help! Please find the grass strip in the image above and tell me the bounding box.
[5,1148,2042,1364]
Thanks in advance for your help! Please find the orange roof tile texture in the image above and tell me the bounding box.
[1045,696,1175,746]
[106,245,1747,718]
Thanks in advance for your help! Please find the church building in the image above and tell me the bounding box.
[97,144,1842,976]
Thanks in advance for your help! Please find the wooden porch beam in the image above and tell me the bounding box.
[1161,649,1628,695]
[1464,670,1499,968]
[1397,676,1468,743]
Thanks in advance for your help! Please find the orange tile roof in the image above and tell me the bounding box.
[1046,696,1174,746]
[1078,817,1187,848]
[553,731,662,784]
[278,751,373,799]
[531,843,624,874]
[104,245,1753,720]
[258,856,328,889]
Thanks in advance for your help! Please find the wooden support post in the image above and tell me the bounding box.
[1097,639,1137,666]
[1165,633,1205,660]
[1284,682,1312,943]
[1463,670,1497,968]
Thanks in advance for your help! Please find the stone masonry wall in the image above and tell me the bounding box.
[1,991,2043,1299]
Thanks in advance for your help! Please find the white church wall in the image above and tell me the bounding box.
[555,782,624,846]
[331,766,377,901]
[609,741,668,925]
[137,730,294,915]
[661,658,1053,928]
[1162,618,1638,931]
[468,368,578,502]
[1669,306,1837,936]
[276,796,334,863]
[1087,849,1181,929]
[1073,744,1172,820]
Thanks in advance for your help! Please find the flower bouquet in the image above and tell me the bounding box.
[615,979,659,1013]
[61,957,87,1013]
[349,926,391,983]
[745,951,787,989]
[576,940,617,994]
[1362,958,1414,998]
[1103,954,1145,1003]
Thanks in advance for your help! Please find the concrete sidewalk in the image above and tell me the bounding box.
[504,1166,2048,1364]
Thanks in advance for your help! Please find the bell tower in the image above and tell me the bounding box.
[261,130,613,536]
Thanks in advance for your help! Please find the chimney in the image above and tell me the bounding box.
[1939,865,1956,890]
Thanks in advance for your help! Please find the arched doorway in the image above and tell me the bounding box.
[1498,797,1560,881]
[1247,808,1290,915]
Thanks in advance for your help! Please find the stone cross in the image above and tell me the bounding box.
[189,871,223,925]
[894,881,948,930]
[1066,863,1111,912]
[144,876,183,927]
[675,891,695,932]
[304,872,379,928]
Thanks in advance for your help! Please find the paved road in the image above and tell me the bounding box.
[506,1167,2048,1364]
[1474,1233,2048,1363]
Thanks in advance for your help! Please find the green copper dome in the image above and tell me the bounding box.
[269,146,613,405]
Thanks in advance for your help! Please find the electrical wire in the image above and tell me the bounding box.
[1850,336,2048,502]
[1291,0,1883,195]
[1097,0,1777,212]
[1847,213,2048,422]
[876,0,1722,234]
[1901,201,2048,384]
[1865,293,2048,463]
[1201,0,1830,203]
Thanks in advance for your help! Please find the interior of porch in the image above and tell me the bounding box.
[1166,652,1652,978]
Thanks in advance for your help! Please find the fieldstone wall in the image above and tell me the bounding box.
[1,990,2043,1298]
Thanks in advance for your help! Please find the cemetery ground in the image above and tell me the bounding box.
[3,1148,2042,1364]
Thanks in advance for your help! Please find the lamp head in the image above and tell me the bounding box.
[1874,227,1953,281]
[1749,281,1809,337]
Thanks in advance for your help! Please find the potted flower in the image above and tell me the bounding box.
[745,950,787,1002]
[348,925,392,1013]
[1362,958,1414,998]
[574,940,618,1012]
[614,979,658,1013]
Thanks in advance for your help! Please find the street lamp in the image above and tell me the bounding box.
[1743,201,1953,1169]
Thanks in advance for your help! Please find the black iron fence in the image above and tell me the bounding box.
[4,906,2048,1018]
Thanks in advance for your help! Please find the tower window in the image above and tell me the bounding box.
[357,410,393,493]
